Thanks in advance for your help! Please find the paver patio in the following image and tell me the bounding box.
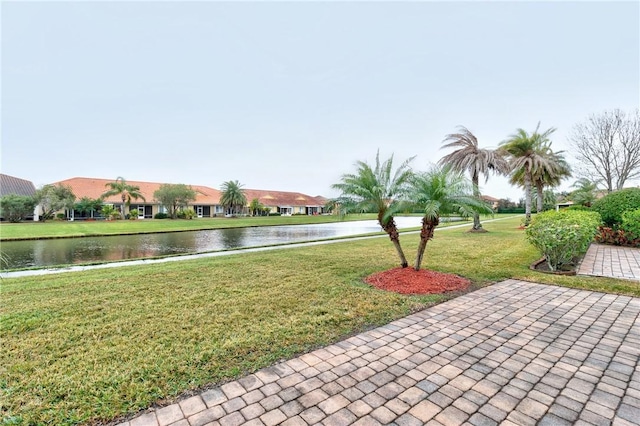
[578,244,640,281]
[116,279,640,426]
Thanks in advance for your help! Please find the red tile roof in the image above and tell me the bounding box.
[52,178,327,208]
[244,189,327,207]
[55,177,221,205]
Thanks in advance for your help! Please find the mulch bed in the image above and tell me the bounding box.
[365,267,471,295]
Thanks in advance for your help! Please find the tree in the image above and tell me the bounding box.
[220,180,247,216]
[332,151,415,268]
[74,197,103,218]
[499,123,558,226]
[570,109,640,192]
[249,198,263,216]
[410,165,492,271]
[101,177,146,218]
[439,126,509,231]
[509,144,571,212]
[153,184,197,219]
[0,195,36,222]
[569,178,599,207]
[34,184,76,221]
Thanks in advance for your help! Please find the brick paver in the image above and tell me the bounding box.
[115,280,640,425]
[578,243,640,281]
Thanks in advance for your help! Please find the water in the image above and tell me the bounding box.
[1,217,424,270]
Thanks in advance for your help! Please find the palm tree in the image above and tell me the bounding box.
[509,145,571,212]
[570,178,599,207]
[220,180,247,216]
[499,124,557,226]
[439,126,509,231]
[410,165,493,271]
[332,151,415,268]
[102,177,145,217]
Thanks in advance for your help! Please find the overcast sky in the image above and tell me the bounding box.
[2,1,639,201]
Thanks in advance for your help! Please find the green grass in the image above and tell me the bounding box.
[1,216,636,425]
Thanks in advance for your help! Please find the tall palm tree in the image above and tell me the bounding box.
[410,165,493,271]
[499,124,557,226]
[332,151,415,268]
[102,177,145,217]
[220,180,247,216]
[570,178,599,207]
[509,145,571,212]
[439,126,509,231]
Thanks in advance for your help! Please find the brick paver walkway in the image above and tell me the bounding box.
[116,280,640,426]
[578,244,640,281]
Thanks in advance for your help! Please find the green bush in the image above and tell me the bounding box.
[621,208,640,241]
[592,188,640,226]
[128,209,139,220]
[526,210,601,271]
[176,209,196,219]
[564,205,591,211]
[154,212,169,219]
[269,212,282,216]
[0,194,36,222]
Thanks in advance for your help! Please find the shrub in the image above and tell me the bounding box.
[526,210,601,271]
[0,194,36,222]
[176,209,196,219]
[564,205,591,211]
[595,226,640,247]
[56,213,66,220]
[621,208,640,240]
[154,212,169,219]
[183,209,196,219]
[591,188,640,226]
[269,212,282,216]
[128,209,139,220]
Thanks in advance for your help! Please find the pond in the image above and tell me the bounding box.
[1,217,425,270]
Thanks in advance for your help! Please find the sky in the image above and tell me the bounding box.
[2,1,639,201]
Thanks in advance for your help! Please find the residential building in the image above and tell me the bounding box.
[0,173,37,220]
[53,177,327,219]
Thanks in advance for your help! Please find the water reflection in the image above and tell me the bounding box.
[1,217,423,270]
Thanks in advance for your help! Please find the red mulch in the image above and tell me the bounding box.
[365,267,471,295]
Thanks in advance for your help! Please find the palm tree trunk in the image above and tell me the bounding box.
[379,216,408,268]
[472,172,481,230]
[536,182,543,213]
[414,216,439,271]
[524,168,532,226]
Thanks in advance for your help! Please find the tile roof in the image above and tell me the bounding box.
[0,173,36,197]
[244,189,327,207]
[55,177,222,205]
[52,178,328,208]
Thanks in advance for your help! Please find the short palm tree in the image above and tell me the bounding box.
[410,165,493,271]
[220,180,247,216]
[509,146,571,212]
[499,124,557,226]
[102,177,145,217]
[570,178,599,207]
[439,126,509,231]
[332,151,415,268]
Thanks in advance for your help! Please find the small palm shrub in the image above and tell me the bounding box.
[526,210,601,271]
[128,209,139,220]
[592,188,640,226]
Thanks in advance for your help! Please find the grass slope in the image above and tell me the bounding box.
[1,216,636,425]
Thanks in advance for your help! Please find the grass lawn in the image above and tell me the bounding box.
[1,216,636,425]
